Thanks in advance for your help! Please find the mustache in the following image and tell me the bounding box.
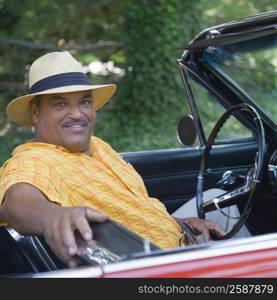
[61,118,89,127]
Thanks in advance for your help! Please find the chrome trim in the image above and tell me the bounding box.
[207,29,221,39]
[143,239,151,254]
[6,228,22,241]
[29,236,58,271]
[78,246,121,266]
[102,233,277,275]
[30,265,103,278]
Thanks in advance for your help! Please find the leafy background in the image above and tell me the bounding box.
[0,0,275,165]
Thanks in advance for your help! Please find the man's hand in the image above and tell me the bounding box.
[174,217,226,243]
[1,183,108,268]
[41,206,108,268]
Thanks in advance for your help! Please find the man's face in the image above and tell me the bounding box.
[31,90,95,154]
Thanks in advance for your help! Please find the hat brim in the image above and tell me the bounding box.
[7,84,116,127]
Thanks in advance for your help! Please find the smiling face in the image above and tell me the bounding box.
[31,90,95,155]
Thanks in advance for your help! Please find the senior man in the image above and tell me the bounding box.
[0,51,225,268]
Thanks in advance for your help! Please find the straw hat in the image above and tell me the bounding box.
[7,51,116,127]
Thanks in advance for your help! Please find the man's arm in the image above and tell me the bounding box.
[0,182,108,268]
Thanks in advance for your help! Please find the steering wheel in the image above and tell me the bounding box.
[196,103,266,240]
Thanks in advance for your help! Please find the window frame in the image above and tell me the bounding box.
[178,59,257,147]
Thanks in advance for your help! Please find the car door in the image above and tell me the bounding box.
[122,141,257,215]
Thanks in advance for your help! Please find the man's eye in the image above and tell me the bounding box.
[54,102,66,107]
[82,99,92,105]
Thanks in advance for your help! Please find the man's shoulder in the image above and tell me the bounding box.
[12,142,58,156]
[1,142,58,170]
[91,136,122,159]
[92,135,106,144]
[92,136,115,150]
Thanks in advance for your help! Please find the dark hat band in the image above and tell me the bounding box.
[29,72,92,94]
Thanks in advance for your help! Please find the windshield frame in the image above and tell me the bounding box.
[178,59,258,146]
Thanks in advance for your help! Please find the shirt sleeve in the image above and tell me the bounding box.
[0,154,63,207]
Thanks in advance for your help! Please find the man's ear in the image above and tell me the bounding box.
[31,102,39,125]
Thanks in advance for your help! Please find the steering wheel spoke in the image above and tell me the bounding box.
[201,183,252,213]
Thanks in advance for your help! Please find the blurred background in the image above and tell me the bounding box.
[0,0,276,165]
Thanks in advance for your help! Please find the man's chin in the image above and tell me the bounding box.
[63,141,91,155]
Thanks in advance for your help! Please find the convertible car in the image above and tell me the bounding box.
[1,10,277,278]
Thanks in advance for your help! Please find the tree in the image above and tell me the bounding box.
[94,0,204,151]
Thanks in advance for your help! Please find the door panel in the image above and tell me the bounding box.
[122,142,258,214]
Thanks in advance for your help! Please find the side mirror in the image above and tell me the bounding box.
[177,115,197,146]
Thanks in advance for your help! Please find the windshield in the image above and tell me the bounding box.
[203,32,277,126]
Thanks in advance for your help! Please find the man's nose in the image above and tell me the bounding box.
[68,105,82,118]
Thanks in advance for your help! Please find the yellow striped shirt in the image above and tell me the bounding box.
[0,137,181,249]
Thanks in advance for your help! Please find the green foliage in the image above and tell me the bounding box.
[1,0,124,42]
[202,0,276,26]
[95,0,203,152]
